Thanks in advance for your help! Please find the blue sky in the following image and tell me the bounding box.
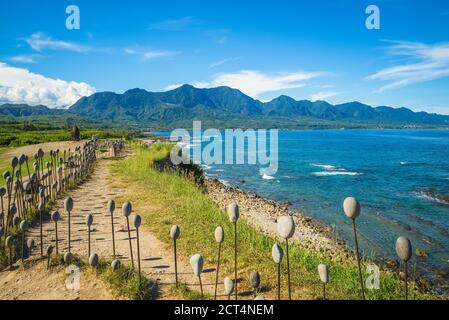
[1,0,449,114]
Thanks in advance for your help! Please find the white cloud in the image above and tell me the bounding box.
[310,91,341,101]
[170,70,324,98]
[9,54,43,64]
[124,48,180,61]
[0,62,95,108]
[205,29,229,44]
[209,57,239,68]
[148,16,196,31]
[25,32,90,52]
[367,40,449,92]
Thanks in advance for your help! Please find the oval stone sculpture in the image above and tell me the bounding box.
[64,252,74,264]
[111,259,121,271]
[51,211,61,221]
[64,197,73,212]
[122,202,132,217]
[250,271,261,290]
[11,156,18,168]
[132,214,142,229]
[224,277,234,296]
[85,214,93,226]
[214,226,224,243]
[227,203,240,222]
[277,215,295,239]
[89,253,99,267]
[170,225,180,240]
[343,197,361,219]
[190,254,204,276]
[272,243,284,264]
[46,245,53,255]
[27,238,35,249]
[5,235,14,248]
[0,187,6,197]
[20,220,29,231]
[318,264,329,283]
[107,200,115,213]
[395,236,412,262]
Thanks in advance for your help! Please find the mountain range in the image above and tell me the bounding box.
[1,84,449,129]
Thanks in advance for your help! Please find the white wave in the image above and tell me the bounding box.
[414,191,449,205]
[219,179,230,186]
[312,171,362,176]
[262,174,275,180]
[310,163,343,171]
[201,164,213,170]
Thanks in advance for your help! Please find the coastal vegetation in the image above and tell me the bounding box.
[110,142,434,300]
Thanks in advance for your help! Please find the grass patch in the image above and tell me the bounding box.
[169,282,213,300]
[110,143,434,300]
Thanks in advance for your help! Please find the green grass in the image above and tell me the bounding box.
[110,143,434,300]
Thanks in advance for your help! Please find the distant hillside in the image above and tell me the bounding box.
[2,84,449,129]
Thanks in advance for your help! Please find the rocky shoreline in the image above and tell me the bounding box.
[204,177,351,260]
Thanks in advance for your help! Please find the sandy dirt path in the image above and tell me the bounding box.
[0,262,115,300]
[1,152,222,300]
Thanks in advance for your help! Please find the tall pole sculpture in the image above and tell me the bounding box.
[277,215,295,300]
[122,202,134,269]
[86,214,93,258]
[27,238,35,258]
[318,264,329,300]
[272,243,284,300]
[6,236,14,270]
[0,187,5,227]
[343,197,365,300]
[64,197,73,253]
[51,211,61,255]
[133,214,142,287]
[214,226,224,299]
[190,254,204,296]
[227,202,239,299]
[170,225,180,287]
[395,236,412,300]
[107,200,116,257]
[19,220,29,261]
[38,202,44,257]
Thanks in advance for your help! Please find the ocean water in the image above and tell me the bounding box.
[158,129,449,275]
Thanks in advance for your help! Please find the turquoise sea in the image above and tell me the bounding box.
[158,129,449,277]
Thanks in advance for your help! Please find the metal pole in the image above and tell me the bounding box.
[21,230,25,262]
[214,242,221,300]
[55,221,59,255]
[68,210,71,253]
[110,210,116,257]
[234,221,238,300]
[277,263,281,300]
[126,216,134,269]
[40,208,43,257]
[174,239,178,287]
[286,238,291,300]
[136,227,141,287]
[88,224,91,258]
[199,275,203,296]
[405,262,408,300]
[352,219,365,300]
